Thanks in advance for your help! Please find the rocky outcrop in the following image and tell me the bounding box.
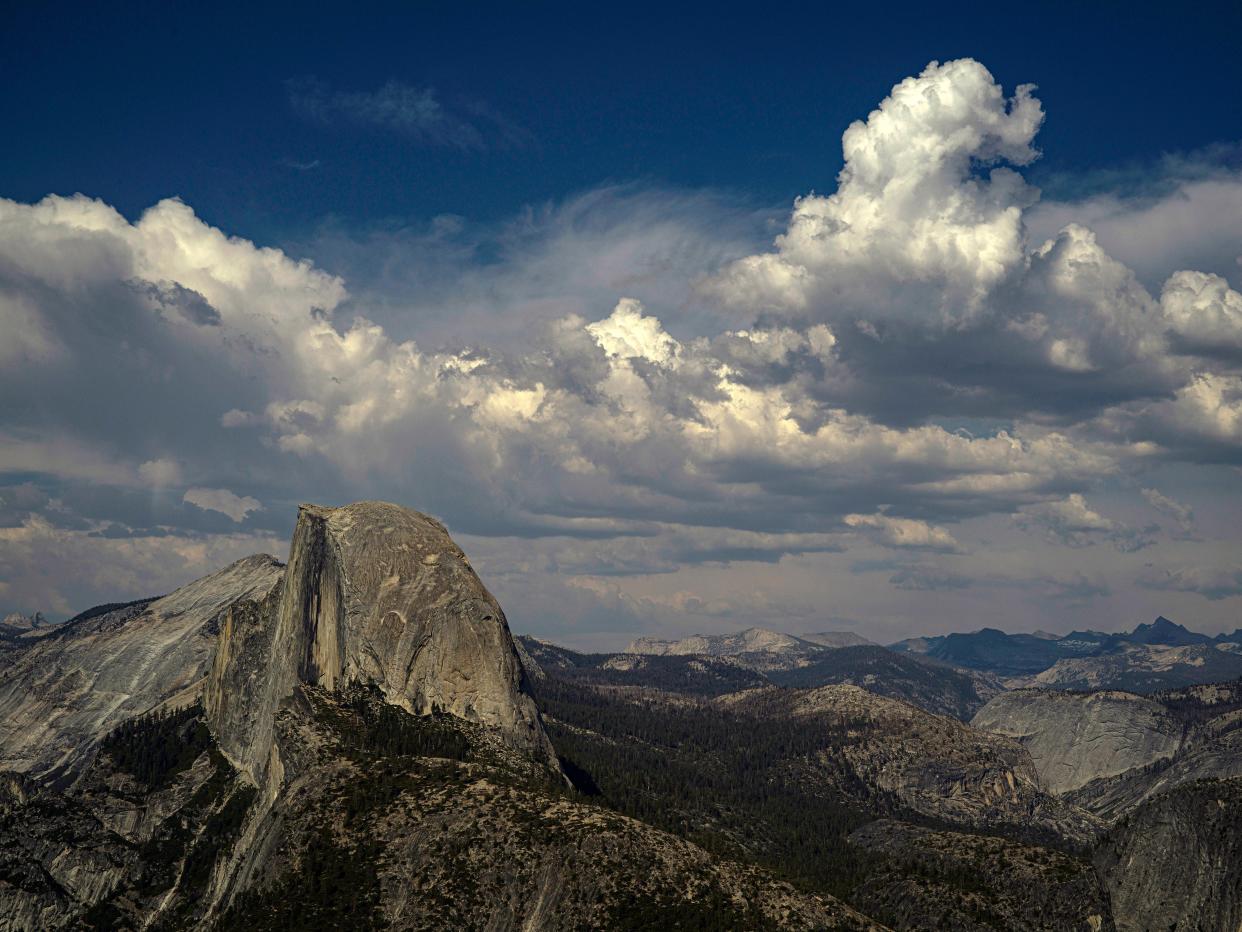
[1021,643,1242,694]
[0,686,880,931]
[626,626,829,670]
[1095,776,1242,931]
[971,689,1181,794]
[0,554,283,784]
[1064,683,1242,820]
[629,626,799,655]
[205,502,556,790]
[723,685,1100,846]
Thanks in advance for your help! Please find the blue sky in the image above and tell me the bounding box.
[4,1,1241,240]
[2,3,1242,647]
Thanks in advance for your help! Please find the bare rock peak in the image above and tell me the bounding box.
[206,500,556,788]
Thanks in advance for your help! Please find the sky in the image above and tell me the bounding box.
[2,2,1241,648]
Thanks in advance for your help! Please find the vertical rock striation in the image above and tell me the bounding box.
[205,501,556,790]
[1095,776,1242,931]
[0,554,283,784]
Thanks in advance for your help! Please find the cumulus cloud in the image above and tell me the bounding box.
[703,59,1242,432]
[1161,271,1242,361]
[2,56,1241,636]
[844,513,961,552]
[1027,160,1242,289]
[1014,494,1153,551]
[706,58,1043,321]
[183,488,263,523]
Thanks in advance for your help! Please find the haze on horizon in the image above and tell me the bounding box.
[2,4,1241,650]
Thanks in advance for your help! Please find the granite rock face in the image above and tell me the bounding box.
[971,689,1182,794]
[0,555,283,784]
[1021,643,1242,694]
[1095,776,1242,931]
[628,626,813,657]
[722,684,1101,846]
[205,501,556,788]
[1064,682,1242,821]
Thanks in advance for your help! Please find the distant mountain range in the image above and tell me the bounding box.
[888,616,1242,690]
[617,617,1242,698]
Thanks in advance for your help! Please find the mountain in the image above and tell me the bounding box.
[626,626,834,673]
[516,636,769,696]
[974,681,1242,826]
[717,684,1099,846]
[972,690,1183,794]
[890,617,1242,691]
[3,501,1238,929]
[922,628,1069,677]
[205,501,556,786]
[0,554,283,784]
[533,669,1110,926]
[0,611,63,659]
[848,820,1111,931]
[0,611,51,634]
[1095,776,1242,931]
[1,686,875,930]
[764,645,1004,720]
[524,635,999,719]
[1022,642,1242,693]
[1063,682,1242,821]
[1125,615,1213,647]
[0,503,883,930]
[800,631,876,649]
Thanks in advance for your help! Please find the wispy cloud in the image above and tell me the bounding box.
[1142,487,1197,538]
[286,77,531,151]
[280,157,321,172]
[1138,565,1242,601]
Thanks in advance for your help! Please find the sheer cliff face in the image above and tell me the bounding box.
[1096,777,1242,932]
[205,502,555,787]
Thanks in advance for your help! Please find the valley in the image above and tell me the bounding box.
[1,502,1239,930]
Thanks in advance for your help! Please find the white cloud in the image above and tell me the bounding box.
[1161,270,1242,359]
[1028,170,1242,289]
[844,513,961,552]
[3,56,1242,637]
[706,58,1043,322]
[183,487,262,522]
[1014,494,1153,552]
